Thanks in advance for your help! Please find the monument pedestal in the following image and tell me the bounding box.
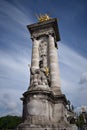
[17,89,71,130]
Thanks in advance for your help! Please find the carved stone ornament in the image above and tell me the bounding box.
[31,28,55,40]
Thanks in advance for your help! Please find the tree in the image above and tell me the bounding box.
[76,113,85,128]
[0,115,22,129]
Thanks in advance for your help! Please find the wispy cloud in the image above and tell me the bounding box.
[0,0,34,116]
[0,0,32,26]
[0,48,31,116]
[79,72,87,84]
[58,42,87,107]
[59,42,87,73]
[0,0,33,53]
[0,91,22,116]
[0,49,30,87]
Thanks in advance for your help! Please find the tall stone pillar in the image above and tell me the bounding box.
[17,18,72,130]
[48,33,61,95]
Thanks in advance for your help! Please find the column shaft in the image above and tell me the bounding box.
[31,38,39,70]
[48,34,61,93]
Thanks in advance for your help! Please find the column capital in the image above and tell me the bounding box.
[30,28,55,40]
[48,32,55,37]
[48,32,57,45]
[31,36,38,41]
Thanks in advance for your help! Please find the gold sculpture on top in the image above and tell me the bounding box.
[36,14,51,22]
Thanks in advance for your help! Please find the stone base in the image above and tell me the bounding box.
[19,90,75,130]
[17,123,77,130]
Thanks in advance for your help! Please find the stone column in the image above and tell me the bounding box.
[31,37,39,70]
[48,33,61,95]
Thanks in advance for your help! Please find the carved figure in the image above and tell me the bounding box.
[30,37,50,88]
[30,66,50,87]
[30,68,38,87]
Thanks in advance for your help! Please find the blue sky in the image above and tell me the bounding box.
[0,0,87,116]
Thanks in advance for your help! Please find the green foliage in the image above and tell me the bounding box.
[0,115,22,129]
[76,113,85,127]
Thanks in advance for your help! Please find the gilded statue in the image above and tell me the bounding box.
[36,14,51,22]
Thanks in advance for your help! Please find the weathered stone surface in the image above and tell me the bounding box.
[17,18,76,130]
[19,90,69,129]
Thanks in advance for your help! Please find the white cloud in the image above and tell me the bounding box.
[0,0,33,116]
[0,91,22,117]
[0,49,30,116]
[79,72,87,84]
